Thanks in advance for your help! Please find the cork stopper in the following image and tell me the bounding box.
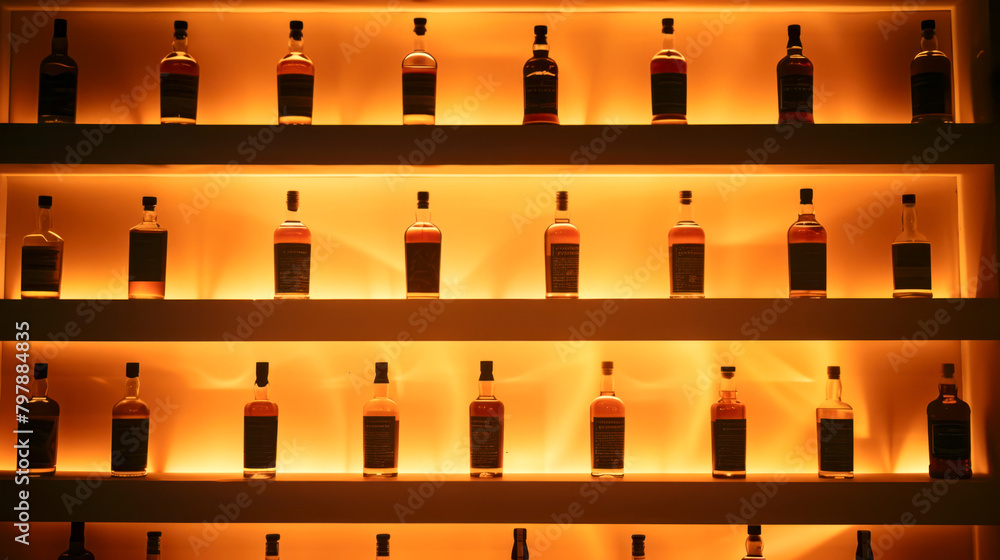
[33,363,48,380]
[125,362,140,378]
[417,191,429,209]
[661,18,674,34]
[902,193,916,204]
[942,363,955,378]
[799,188,813,205]
[680,190,692,205]
[54,19,67,38]
[173,20,188,39]
[601,361,614,374]
[414,17,427,36]
[142,196,157,209]
[827,366,841,379]
[289,20,303,40]
[631,534,646,556]
[534,25,547,37]
[374,362,389,384]
[748,525,762,536]
[787,24,802,48]
[479,360,494,381]
[556,191,568,211]
[146,532,162,555]
[286,190,300,212]
[256,362,269,387]
[38,195,53,209]
[265,534,279,556]
[376,534,390,557]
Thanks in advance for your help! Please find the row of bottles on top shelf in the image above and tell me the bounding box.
[17,358,972,480]
[20,188,935,300]
[36,16,954,125]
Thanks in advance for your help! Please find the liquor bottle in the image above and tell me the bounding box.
[669,190,705,298]
[265,534,280,560]
[892,194,932,298]
[511,528,528,560]
[523,25,558,125]
[742,525,765,559]
[927,363,972,479]
[631,535,645,560]
[274,190,311,299]
[590,361,625,477]
[244,362,278,479]
[376,534,390,560]
[128,197,168,299]
[277,20,314,125]
[911,20,953,123]
[146,531,162,560]
[21,195,64,299]
[711,366,746,478]
[817,366,854,478]
[470,360,504,478]
[25,363,59,475]
[110,362,150,477]
[855,530,874,560]
[363,362,399,477]
[58,522,96,560]
[405,191,442,298]
[402,17,437,125]
[787,188,826,298]
[160,20,199,124]
[545,191,580,298]
[650,18,687,124]
[776,24,813,124]
[37,18,77,124]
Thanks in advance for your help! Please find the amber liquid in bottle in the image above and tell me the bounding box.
[927,363,972,479]
[669,190,704,298]
[25,363,59,475]
[21,195,64,299]
[911,19,953,124]
[650,18,687,124]
[58,522,96,560]
[277,20,314,125]
[244,362,279,479]
[274,190,311,299]
[776,24,813,124]
[742,526,765,559]
[590,361,625,477]
[160,20,199,124]
[711,366,746,478]
[111,362,150,477]
[892,194,932,298]
[523,25,558,125]
[128,196,167,300]
[788,188,826,299]
[817,366,854,479]
[405,191,442,299]
[363,362,399,477]
[545,191,580,298]
[38,18,77,124]
[402,17,437,125]
[470,360,504,477]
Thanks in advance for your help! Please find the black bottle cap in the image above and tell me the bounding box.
[942,363,955,377]
[748,525,761,535]
[902,193,916,204]
[827,366,841,379]
[679,190,692,199]
[799,188,813,204]
[69,521,86,542]
[414,17,427,36]
[788,24,801,37]
[126,362,140,378]
[534,25,547,36]
[721,366,735,379]
[556,190,568,211]
[142,196,157,208]
[631,534,646,556]
[33,363,48,380]
[417,190,429,209]
[54,19,67,37]
[721,366,736,372]
[662,18,674,33]
[286,190,300,211]
[374,362,389,383]
[256,362,269,387]
[922,19,935,30]
[857,530,871,541]
[38,195,53,209]
[479,360,494,381]
[376,534,390,557]
[290,20,304,30]
[174,20,188,30]
[146,531,162,554]
[265,534,280,556]
[601,361,614,371]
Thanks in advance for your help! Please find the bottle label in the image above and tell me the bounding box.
[929,419,971,460]
[911,71,949,117]
[788,242,826,291]
[244,415,278,469]
[670,243,704,294]
[21,246,61,293]
[524,75,558,115]
[548,243,579,293]
[403,72,437,116]
[111,418,149,473]
[591,417,625,470]
[818,418,853,473]
[128,231,168,283]
[712,418,746,472]
[278,73,315,119]
[160,73,199,120]
[363,416,398,469]
[892,242,932,290]
[38,72,77,121]
[25,416,58,469]
[650,72,687,116]
[274,242,311,295]
[405,242,441,294]
[469,415,502,469]
[779,74,813,115]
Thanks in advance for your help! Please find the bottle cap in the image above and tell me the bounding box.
[265,534,280,556]
[286,190,300,211]
[256,362,269,386]
[556,190,568,211]
[33,363,48,379]
[788,24,801,36]
[799,188,813,204]
[374,362,389,383]
[679,190,692,199]
[601,361,614,370]
[146,531,162,554]
[290,20,303,30]
[417,191,430,209]
[902,193,916,204]
[414,17,427,36]
[376,534,390,557]
[479,360,494,381]
[827,366,841,379]
[748,525,762,535]
[942,363,955,377]
[69,521,86,542]
[857,530,871,541]
[142,196,157,208]
[661,18,674,33]
[631,534,646,556]
[534,25,547,36]
[54,19,67,37]
[721,366,735,378]
[414,17,427,26]
[148,531,163,537]
[174,20,188,30]
[126,362,140,378]
[38,195,53,208]
[922,19,935,30]
[721,366,736,372]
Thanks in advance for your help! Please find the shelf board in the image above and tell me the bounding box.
[0,298,996,342]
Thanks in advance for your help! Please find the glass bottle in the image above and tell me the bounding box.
[38,18,77,124]
[855,530,874,560]
[128,196,168,299]
[24,363,59,475]
[817,366,854,478]
[631,534,645,560]
[788,188,826,298]
[277,20,314,125]
[58,522,96,560]
[111,362,150,477]
[892,193,932,298]
[470,360,504,478]
[911,20,953,124]
[363,362,399,477]
[523,25,558,125]
[274,190,311,299]
[376,534,390,560]
[669,190,705,298]
[742,525,765,559]
[405,191,442,299]
[265,534,280,560]
[590,361,625,477]
[244,362,279,479]
[146,531,162,560]
[21,195,64,299]
[160,20,199,124]
[402,17,437,125]
[776,24,813,124]
[650,18,687,124]
[545,191,580,298]
[511,528,528,560]
[711,366,746,478]
[927,363,972,479]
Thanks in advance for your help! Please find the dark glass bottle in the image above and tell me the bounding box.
[855,530,874,560]
[511,528,528,560]
[787,188,826,298]
[25,363,59,475]
[244,362,278,479]
[38,18,77,124]
[58,522,96,560]
[927,363,972,479]
[910,20,953,123]
[405,191,442,299]
[776,24,813,124]
[523,25,558,125]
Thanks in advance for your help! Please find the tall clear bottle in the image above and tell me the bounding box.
[631,535,645,560]
[650,18,687,124]
[128,196,168,300]
[776,24,813,124]
[146,531,162,560]
[160,20,199,124]
[523,25,558,125]
[742,525,765,559]
[927,363,972,479]
[25,363,59,475]
[788,188,827,298]
[58,522,96,560]
[402,17,437,125]
[892,194,932,298]
[711,366,746,478]
[545,191,580,298]
[110,362,150,477]
[363,362,399,477]
[855,530,874,560]
[511,528,528,560]
[376,534,390,560]
[911,20,953,123]
[38,18,77,124]
[274,190,311,299]
[244,362,278,479]
[21,195,64,299]
[277,20,314,125]
[669,190,705,298]
[470,360,504,478]
[590,361,625,477]
[405,191,442,299]
[265,534,280,560]
[817,366,854,478]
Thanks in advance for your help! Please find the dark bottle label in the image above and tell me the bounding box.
[712,419,746,472]
[911,71,949,117]
[818,418,854,473]
[244,416,278,469]
[670,243,704,293]
[892,243,932,290]
[277,73,315,119]
[403,72,437,116]
[128,231,168,283]
[788,242,826,291]
[548,243,579,293]
[524,75,558,115]
[779,74,813,115]
[274,242,311,295]
[160,73,199,120]
[651,72,687,116]
[469,415,502,469]
[21,246,61,293]
[111,418,149,472]
[38,72,77,122]
[929,419,971,460]
[405,242,441,294]
[25,417,58,469]
[591,417,625,470]
[363,416,397,469]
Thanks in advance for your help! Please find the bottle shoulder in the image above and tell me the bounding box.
[112,397,150,415]
[402,51,437,68]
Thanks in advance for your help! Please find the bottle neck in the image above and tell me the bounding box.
[799,202,815,218]
[254,382,270,401]
[825,378,842,401]
[745,535,764,556]
[124,377,140,399]
[37,207,52,232]
[478,380,496,399]
[416,208,431,222]
[678,201,694,222]
[902,203,919,234]
[69,523,86,547]
[285,207,300,223]
[533,40,549,57]
[719,377,737,400]
[143,208,158,224]
[600,372,615,395]
[147,554,161,560]
[52,36,68,55]
[921,31,938,52]
[172,36,188,54]
[662,32,674,51]
[939,379,957,400]
[554,207,570,223]
[373,384,389,398]
[31,378,49,399]
[288,37,304,54]
[413,35,426,52]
